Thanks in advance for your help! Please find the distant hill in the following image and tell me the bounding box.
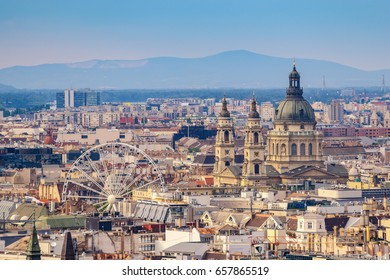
[0,50,388,89]
[0,83,17,92]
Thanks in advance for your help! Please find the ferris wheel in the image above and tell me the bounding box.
[62,142,165,213]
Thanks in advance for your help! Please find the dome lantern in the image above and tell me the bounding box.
[274,61,315,124]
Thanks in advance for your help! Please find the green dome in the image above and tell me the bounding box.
[274,96,315,124]
[274,63,315,124]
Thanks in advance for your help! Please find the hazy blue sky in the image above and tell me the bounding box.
[0,0,389,70]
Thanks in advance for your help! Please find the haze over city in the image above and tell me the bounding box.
[1,0,389,71]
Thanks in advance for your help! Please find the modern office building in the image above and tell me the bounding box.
[85,91,101,106]
[56,89,101,108]
[0,147,62,168]
[330,99,344,123]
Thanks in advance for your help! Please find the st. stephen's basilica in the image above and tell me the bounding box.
[213,64,348,188]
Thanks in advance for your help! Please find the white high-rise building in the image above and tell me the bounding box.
[260,101,275,122]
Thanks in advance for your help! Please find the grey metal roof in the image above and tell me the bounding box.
[141,204,152,219]
[323,146,365,156]
[155,206,165,222]
[147,205,158,221]
[192,154,244,165]
[133,202,171,223]
[227,166,242,177]
[327,163,348,177]
[0,201,17,219]
[282,165,314,176]
[133,203,145,218]
[193,155,215,165]
[163,242,209,254]
[265,165,280,176]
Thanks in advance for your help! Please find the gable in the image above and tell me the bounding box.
[200,211,213,222]
[226,215,238,226]
[219,167,234,177]
[259,216,285,230]
[219,166,241,177]
[299,169,336,177]
[282,166,338,178]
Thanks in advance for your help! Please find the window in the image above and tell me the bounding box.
[254,132,259,144]
[308,143,313,155]
[225,161,230,167]
[254,164,260,175]
[276,144,279,155]
[291,143,297,156]
[308,222,313,229]
[300,143,305,156]
[224,131,229,142]
[81,135,88,139]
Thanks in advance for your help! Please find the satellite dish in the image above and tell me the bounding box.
[50,241,57,247]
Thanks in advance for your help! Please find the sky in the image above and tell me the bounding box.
[0,0,389,70]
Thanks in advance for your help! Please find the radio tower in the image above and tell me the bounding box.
[322,75,326,93]
[381,75,386,94]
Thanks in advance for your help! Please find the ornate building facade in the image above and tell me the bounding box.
[267,62,324,174]
[213,64,348,188]
[213,97,240,186]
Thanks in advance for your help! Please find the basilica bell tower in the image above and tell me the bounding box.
[214,97,235,176]
[241,95,266,186]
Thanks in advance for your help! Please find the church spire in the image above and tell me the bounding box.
[61,231,76,260]
[219,95,231,117]
[248,94,260,118]
[26,219,41,260]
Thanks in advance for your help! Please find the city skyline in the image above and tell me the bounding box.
[1,0,390,70]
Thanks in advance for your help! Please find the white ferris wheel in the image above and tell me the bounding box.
[61,143,165,213]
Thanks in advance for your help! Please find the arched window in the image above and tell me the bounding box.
[276,143,279,155]
[225,161,230,167]
[272,143,275,155]
[291,143,297,156]
[254,164,260,175]
[224,131,229,142]
[308,143,313,155]
[254,132,259,144]
[300,143,306,156]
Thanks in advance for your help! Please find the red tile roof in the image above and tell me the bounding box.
[204,177,214,185]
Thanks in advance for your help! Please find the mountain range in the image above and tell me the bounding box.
[0,50,388,89]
